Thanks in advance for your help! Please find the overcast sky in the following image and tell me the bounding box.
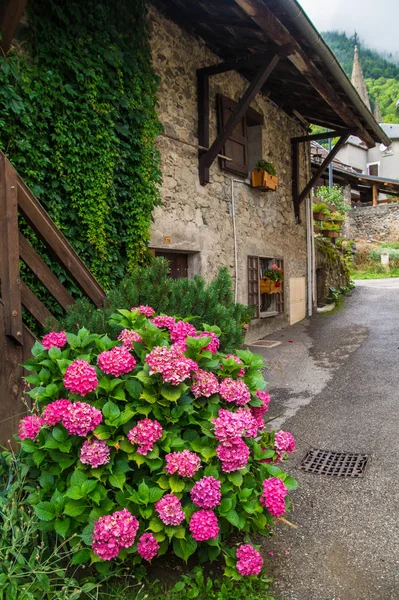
[299,0,399,55]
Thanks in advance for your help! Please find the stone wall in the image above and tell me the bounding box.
[148,6,310,341]
[315,239,350,305]
[346,204,399,241]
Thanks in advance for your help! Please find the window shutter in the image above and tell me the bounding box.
[217,95,249,176]
[274,258,284,314]
[248,256,259,318]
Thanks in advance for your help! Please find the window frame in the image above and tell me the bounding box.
[248,255,284,319]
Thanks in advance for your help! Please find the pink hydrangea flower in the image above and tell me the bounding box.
[146,345,198,385]
[169,320,197,349]
[97,346,136,377]
[260,477,288,517]
[64,360,98,396]
[155,493,185,526]
[151,315,176,330]
[236,407,259,438]
[191,369,219,398]
[18,415,43,440]
[213,409,245,441]
[198,331,220,354]
[219,378,251,406]
[190,476,221,509]
[137,533,159,561]
[131,305,155,317]
[189,510,219,541]
[225,354,245,377]
[274,431,296,456]
[62,401,102,437]
[41,399,72,426]
[236,544,264,576]
[92,508,139,560]
[42,331,67,350]
[117,329,142,349]
[216,437,250,472]
[128,418,162,455]
[80,439,111,468]
[165,449,201,477]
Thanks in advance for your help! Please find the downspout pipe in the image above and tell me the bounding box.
[278,0,391,148]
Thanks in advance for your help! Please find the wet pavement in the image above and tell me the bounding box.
[250,279,399,600]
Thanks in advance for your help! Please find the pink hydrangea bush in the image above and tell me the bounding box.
[18,308,297,576]
[42,331,67,350]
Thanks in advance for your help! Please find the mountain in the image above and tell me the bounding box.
[322,31,399,123]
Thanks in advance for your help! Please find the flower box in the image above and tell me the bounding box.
[251,168,278,191]
[259,277,281,295]
[313,224,321,234]
[323,230,339,239]
[313,212,328,222]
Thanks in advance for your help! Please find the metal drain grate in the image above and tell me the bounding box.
[249,340,281,348]
[299,447,369,478]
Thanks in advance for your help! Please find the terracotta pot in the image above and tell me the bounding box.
[323,230,339,239]
[314,224,321,233]
[251,169,278,191]
[313,212,328,222]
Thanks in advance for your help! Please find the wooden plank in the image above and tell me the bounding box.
[20,280,54,327]
[197,70,210,185]
[292,127,358,144]
[19,232,75,310]
[0,0,27,53]
[0,154,23,344]
[200,54,280,173]
[233,0,376,148]
[291,140,300,223]
[197,46,290,77]
[295,134,350,206]
[15,166,105,307]
[0,300,25,447]
[372,184,378,207]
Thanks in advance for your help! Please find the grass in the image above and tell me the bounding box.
[351,268,399,280]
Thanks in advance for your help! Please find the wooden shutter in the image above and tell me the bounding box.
[274,258,284,314]
[248,256,259,318]
[217,95,249,176]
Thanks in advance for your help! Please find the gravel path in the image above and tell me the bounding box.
[251,280,399,600]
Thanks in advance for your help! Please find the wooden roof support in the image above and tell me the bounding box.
[233,0,376,148]
[292,133,350,222]
[198,54,280,184]
[0,0,27,53]
[292,127,358,144]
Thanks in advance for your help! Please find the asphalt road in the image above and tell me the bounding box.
[250,279,399,600]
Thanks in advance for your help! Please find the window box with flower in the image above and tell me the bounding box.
[251,160,278,191]
[259,263,284,295]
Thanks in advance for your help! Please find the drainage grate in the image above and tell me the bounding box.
[299,447,369,478]
[249,340,281,348]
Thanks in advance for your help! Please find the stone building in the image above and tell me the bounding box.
[146,0,388,341]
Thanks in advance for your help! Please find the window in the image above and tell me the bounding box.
[155,251,188,279]
[248,256,284,318]
[367,162,380,177]
[217,95,263,176]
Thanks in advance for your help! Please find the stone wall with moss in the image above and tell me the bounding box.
[315,238,350,305]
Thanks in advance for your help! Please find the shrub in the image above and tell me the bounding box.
[315,185,350,214]
[368,247,399,268]
[54,260,254,353]
[18,309,297,578]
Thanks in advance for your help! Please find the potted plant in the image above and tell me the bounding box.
[251,160,278,191]
[330,211,345,224]
[312,202,331,222]
[321,222,340,239]
[259,263,283,294]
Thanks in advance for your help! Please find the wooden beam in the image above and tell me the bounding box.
[197,70,210,185]
[0,154,23,344]
[0,0,27,53]
[15,170,105,307]
[372,184,378,207]
[292,127,357,144]
[295,134,350,206]
[197,45,290,77]
[19,233,75,310]
[291,139,300,223]
[199,54,280,176]
[233,0,376,148]
[20,280,53,328]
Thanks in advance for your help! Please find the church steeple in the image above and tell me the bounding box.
[373,100,382,123]
[351,44,371,111]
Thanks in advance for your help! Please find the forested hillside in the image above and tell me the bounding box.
[322,31,399,123]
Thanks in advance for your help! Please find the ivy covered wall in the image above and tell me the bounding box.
[0,0,162,289]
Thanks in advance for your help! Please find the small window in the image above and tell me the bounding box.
[155,252,188,279]
[248,256,284,318]
[217,95,263,176]
[367,163,379,177]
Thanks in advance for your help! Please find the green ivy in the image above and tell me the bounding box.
[0,0,162,289]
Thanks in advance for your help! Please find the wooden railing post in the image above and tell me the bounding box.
[0,154,23,344]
